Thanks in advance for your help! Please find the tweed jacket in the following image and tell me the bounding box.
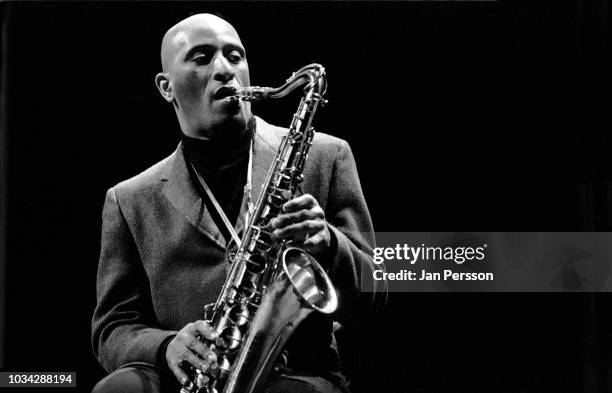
[92,116,378,377]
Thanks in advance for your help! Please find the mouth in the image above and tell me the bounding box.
[213,85,239,100]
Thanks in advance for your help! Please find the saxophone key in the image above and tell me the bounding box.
[219,326,242,351]
[236,280,257,299]
[266,192,286,208]
[228,303,249,326]
[253,234,274,253]
[195,371,209,388]
[216,355,231,381]
[245,253,267,274]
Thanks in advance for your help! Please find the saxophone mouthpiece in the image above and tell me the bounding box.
[234,86,271,102]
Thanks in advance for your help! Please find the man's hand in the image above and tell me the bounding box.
[166,321,218,385]
[270,194,331,257]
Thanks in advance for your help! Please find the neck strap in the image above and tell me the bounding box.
[185,139,254,248]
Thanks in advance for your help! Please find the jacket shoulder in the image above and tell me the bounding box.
[111,148,177,196]
[312,131,347,157]
[255,115,347,158]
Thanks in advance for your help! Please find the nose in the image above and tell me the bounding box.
[212,54,235,83]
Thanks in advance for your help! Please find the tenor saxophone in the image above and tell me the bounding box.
[181,64,338,393]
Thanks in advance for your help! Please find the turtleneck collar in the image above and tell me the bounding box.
[181,123,254,231]
[181,126,253,166]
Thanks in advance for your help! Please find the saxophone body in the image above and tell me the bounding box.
[181,64,338,393]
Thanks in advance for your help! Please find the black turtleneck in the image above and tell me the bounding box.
[182,131,251,237]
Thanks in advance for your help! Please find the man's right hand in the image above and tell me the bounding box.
[166,320,219,385]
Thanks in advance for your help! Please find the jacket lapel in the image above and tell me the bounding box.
[160,144,227,250]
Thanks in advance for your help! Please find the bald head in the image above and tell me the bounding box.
[160,13,241,72]
[155,13,252,139]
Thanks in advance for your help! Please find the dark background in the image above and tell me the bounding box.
[1,1,611,392]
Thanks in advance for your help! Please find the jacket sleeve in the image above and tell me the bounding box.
[91,187,176,372]
[324,140,387,325]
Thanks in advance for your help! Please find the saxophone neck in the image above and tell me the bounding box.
[235,63,327,102]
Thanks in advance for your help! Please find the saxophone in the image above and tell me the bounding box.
[181,64,338,393]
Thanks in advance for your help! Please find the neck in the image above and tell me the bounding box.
[181,119,254,164]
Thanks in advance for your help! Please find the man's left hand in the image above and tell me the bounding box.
[270,194,331,257]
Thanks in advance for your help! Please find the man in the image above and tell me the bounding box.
[92,13,381,393]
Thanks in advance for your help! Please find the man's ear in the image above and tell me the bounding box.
[155,73,174,103]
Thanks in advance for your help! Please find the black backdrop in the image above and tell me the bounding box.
[2,1,611,392]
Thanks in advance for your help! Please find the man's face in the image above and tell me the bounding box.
[163,16,251,139]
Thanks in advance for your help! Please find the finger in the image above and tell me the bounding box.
[192,320,218,340]
[185,336,212,358]
[169,359,189,386]
[302,232,325,249]
[176,325,205,351]
[196,351,218,373]
[203,351,217,367]
[176,327,196,348]
[209,358,219,370]
[282,194,316,213]
[271,209,323,229]
[183,351,210,372]
[273,220,324,240]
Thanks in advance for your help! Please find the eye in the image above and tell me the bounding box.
[192,52,211,65]
[227,51,243,64]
